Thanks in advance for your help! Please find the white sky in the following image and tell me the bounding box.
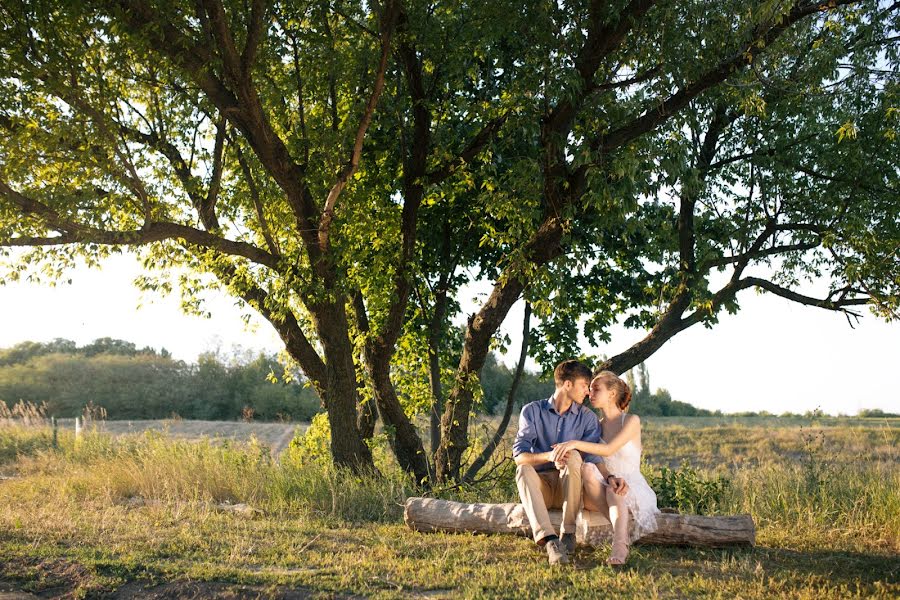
[0,252,897,416]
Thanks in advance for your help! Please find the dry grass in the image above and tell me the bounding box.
[0,418,898,598]
[0,400,49,426]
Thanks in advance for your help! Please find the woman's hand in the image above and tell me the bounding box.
[607,476,629,496]
[550,440,580,463]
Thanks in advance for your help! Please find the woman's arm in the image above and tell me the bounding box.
[554,415,641,456]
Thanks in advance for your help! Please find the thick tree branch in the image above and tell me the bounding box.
[544,0,657,139]
[201,118,226,230]
[0,180,278,268]
[372,8,432,355]
[236,276,328,390]
[241,0,266,80]
[741,276,870,311]
[198,0,243,82]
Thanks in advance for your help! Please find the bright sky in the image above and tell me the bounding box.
[0,252,897,416]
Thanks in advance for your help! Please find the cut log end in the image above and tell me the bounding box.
[404,497,755,548]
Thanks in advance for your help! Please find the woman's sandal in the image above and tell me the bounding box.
[607,540,629,567]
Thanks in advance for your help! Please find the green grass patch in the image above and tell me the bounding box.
[0,422,897,598]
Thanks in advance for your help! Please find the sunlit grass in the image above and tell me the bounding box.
[0,420,897,598]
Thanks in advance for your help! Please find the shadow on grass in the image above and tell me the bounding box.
[0,555,363,599]
[621,544,898,588]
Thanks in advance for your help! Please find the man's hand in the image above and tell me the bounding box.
[608,476,629,496]
[549,445,569,469]
[551,440,580,469]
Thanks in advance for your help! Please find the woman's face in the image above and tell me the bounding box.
[589,379,611,409]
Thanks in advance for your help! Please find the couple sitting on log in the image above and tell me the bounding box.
[514,360,659,567]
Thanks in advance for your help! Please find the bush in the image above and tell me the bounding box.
[285,412,332,467]
[647,460,731,514]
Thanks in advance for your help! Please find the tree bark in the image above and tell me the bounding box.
[435,218,565,482]
[368,347,431,484]
[462,302,531,483]
[427,285,449,456]
[312,301,373,470]
[404,497,755,547]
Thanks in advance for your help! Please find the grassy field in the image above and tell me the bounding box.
[52,418,303,457]
[0,417,897,599]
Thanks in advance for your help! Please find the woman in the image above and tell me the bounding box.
[552,370,659,565]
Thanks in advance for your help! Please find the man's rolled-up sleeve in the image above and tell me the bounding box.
[512,404,536,458]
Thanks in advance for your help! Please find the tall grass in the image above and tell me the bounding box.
[1,425,415,523]
[0,400,49,426]
[2,423,898,549]
[727,460,900,546]
[0,424,56,467]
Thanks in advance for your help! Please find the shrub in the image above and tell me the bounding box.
[647,460,731,514]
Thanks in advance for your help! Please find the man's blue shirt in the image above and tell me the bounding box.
[512,397,602,471]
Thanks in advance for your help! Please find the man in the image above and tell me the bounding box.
[513,359,627,566]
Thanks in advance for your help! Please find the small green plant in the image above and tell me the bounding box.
[285,412,331,467]
[649,460,731,514]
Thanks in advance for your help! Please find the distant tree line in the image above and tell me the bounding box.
[624,363,717,417]
[0,338,723,421]
[0,338,320,421]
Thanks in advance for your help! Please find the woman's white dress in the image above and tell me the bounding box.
[586,415,660,542]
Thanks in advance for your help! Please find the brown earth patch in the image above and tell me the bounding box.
[1,556,363,599]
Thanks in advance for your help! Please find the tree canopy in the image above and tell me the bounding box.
[1,0,897,483]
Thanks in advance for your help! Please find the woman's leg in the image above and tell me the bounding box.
[581,462,609,514]
[605,485,631,564]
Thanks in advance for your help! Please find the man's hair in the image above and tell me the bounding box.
[553,360,592,386]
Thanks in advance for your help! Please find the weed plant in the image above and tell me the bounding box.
[647,460,732,514]
[0,400,48,426]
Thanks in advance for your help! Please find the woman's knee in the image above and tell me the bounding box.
[606,488,628,509]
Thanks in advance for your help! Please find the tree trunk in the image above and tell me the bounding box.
[369,349,431,484]
[357,389,378,441]
[403,498,755,547]
[427,286,449,457]
[313,301,374,471]
[462,301,531,483]
[436,217,564,482]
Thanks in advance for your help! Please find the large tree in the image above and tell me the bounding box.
[1,0,897,482]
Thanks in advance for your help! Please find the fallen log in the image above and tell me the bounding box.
[404,497,755,547]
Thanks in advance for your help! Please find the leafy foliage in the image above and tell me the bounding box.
[648,459,732,514]
[0,339,320,421]
[0,0,897,478]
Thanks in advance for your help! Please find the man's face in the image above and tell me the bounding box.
[569,377,590,405]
